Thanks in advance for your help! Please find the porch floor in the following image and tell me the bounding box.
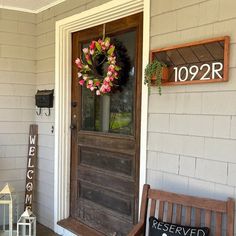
[0,224,59,236]
[37,223,60,236]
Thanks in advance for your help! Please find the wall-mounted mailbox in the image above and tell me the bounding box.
[35,89,54,116]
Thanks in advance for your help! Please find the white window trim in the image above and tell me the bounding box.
[54,0,150,234]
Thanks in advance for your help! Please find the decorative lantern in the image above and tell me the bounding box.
[17,208,36,236]
[0,183,13,236]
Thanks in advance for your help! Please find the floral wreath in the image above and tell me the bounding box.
[75,37,121,95]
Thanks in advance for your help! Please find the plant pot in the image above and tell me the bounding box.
[161,67,169,82]
[151,67,169,85]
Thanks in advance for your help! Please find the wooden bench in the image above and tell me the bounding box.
[128,184,235,236]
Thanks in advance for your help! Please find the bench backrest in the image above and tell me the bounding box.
[140,184,235,236]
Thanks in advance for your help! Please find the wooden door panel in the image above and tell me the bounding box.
[78,132,135,155]
[78,164,134,193]
[79,181,133,216]
[71,13,143,236]
[77,199,133,235]
[80,147,134,176]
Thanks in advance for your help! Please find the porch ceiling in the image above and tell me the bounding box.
[0,0,66,13]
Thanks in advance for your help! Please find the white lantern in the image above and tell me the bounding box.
[17,208,36,236]
[0,184,13,236]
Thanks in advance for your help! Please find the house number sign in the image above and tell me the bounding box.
[151,36,230,86]
[174,62,223,82]
[24,124,38,210]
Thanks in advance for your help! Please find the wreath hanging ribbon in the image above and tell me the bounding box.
[75,37,121,95]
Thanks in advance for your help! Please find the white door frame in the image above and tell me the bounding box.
[54,0,150,234]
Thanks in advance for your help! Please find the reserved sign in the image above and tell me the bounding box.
[151,36,230,85]
[149,217,209,236]
[24,124,38,210]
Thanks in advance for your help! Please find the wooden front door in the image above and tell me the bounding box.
[71,13,143,236]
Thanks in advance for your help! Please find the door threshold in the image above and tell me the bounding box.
[58,217,105,236]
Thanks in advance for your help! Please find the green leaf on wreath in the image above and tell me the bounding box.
[115,65,121,71]
[107,46,115,55]
[104,37,110,44]
[82,65,91,72]
[95,42,102,52]
[87,59,92,65]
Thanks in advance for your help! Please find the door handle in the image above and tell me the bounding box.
[71,101,77,107]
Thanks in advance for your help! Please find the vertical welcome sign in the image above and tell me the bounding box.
[24,124,38,210]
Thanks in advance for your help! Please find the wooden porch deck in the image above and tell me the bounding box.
[37,223,60,236]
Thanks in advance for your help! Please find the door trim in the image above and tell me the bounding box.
[54,0,150,234]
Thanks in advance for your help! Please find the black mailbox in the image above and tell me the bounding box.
[35,90,54,116]
[35,89,54,108]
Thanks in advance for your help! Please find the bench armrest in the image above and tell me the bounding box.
[127,221,145,236]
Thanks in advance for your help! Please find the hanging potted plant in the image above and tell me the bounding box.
[144,59,168,95]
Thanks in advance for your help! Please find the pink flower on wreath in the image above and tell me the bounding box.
[98,39,103,45]
[75,58,80,64]
[79,80,85,86]
[83,48,89,54]
[90,86,95,91]
[100,85,106,93]
[107,71,112,77]
[103,80,108,85]
[106,85,111,92]
[96,90,101,96]
[105,77,110,82]
[75,58,82,69]
[84,65,89,70]
[95,81,100,87]
[83,75,88,81]
[108,57,116,65]
[87,82,94,89]
[108,65,115,72]
[100,83,111,93]
[85,54,90,62]
[89,41,96,50]
[105,41,110,48]
[102,45,106,51]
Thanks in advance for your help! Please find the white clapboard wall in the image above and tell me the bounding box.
[0,9,36,223]
[148,3,236,236]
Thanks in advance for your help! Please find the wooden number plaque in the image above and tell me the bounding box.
[151,36,230,86]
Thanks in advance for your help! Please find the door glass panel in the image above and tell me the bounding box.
[81,30,136,135]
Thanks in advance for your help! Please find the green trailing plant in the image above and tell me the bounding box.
[144,59,167,95]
